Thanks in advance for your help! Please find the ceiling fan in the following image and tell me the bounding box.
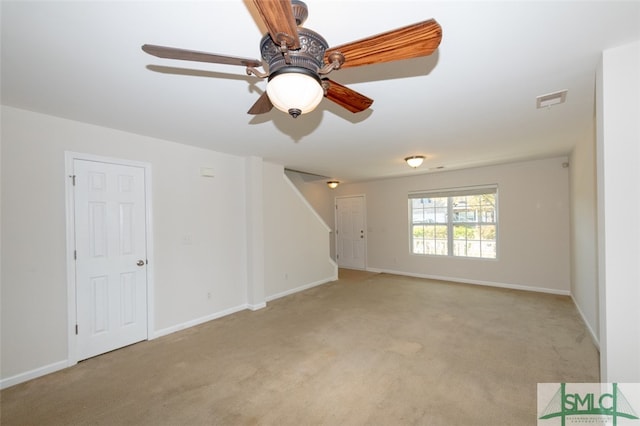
[142,0,442,118]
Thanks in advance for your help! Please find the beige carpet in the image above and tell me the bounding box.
[1,271,599,425]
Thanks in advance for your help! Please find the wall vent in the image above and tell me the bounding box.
[536,89,568,109]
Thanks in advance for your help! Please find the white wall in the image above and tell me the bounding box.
[331,157,571,293]
[569,127,599,346]
[263,163,337,300]
[1,106,250,383]
[597,40,640,382]
[1,106,339,387]
[285,171,337,260]
[245,156,266,310]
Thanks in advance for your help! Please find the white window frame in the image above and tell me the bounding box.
[408,185,498,259]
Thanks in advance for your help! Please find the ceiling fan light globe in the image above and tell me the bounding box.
[266,72,324,116]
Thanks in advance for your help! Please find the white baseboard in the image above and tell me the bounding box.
[570,295,600,351]
[1,287,335,389]
[248,302,267,311]
[265,275,338,302]
[152,304,248,339]
[0,359,69,390]
[2,304,254,388]
[366,267,571,296]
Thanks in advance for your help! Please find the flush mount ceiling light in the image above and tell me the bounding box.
[327,181,340,189]
[536,89,568,109]
[405,156,425,168]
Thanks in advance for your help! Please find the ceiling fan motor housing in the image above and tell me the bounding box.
[261,25,329,118]
[260,27,328,79]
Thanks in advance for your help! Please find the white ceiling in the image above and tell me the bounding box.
[2,1,639,182]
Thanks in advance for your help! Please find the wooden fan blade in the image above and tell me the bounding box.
[252,0,300,49]
[142,44,262,68]
[324,79,373,113]
[324,19,442,69]
[247,92,274,115]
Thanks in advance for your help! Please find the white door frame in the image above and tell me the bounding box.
[334,194,367,270]
[64,151,154,366]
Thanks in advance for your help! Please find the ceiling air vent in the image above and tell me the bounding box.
[536,90,568,109]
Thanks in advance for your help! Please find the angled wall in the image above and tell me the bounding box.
[263,162,337,300]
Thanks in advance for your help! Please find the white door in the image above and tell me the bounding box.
[336,196,366,269]
[73,159,148,360]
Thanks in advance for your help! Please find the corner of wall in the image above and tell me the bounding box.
[245,156,266,308]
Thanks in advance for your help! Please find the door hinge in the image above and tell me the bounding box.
[75,324,78,335]
[74,250,77,260]
[69,174,76,186]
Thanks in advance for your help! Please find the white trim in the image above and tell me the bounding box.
[64,151,155,362]
[143,166,156,339]
[0,360,68,390]
[64,153,78,367]
[2,302,256,387]
[265,276,338,302]
[152,304,248,339]
[571,294,600,351]
[248,302,267,311]
[408,183,498,199]
[408,188,499,259]
[366,267,571,296]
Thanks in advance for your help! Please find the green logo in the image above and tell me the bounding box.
[539,383,639,425]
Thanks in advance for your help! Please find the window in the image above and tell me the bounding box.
[409,185,498,259]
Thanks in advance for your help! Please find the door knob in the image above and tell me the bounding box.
[137,260,145,266]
